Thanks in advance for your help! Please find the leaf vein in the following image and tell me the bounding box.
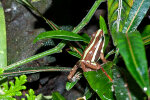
[125,0,144,33]
[125,34,145,87]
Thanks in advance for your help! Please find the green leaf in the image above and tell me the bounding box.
[108,0,150,44]
[67,51,81,59]
[84,86,93,100]
[80,33,90,42]
[67,47,82,59]
[25,89,36,100]
[66,72,82,91]
[34,30,88,43]
[122,0,150,33]
[108,0,133,44]
[0,96,16,100]
[36,94,52,100]
[116,31,150,96]
[66,81,77,91]
[0,75,27,98]
[99,16,110,52]
[0,2,7,68]
[113,66,145,100]
[113,67,130,100]
[52,92,66,100]
[0,68,4,75]
[84,62,113,100]
[99,16,108,34]
[141,25,150,45]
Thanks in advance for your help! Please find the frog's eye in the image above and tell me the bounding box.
[101,36,104,41]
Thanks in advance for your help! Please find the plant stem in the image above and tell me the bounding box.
[5,0,104,71]
[113,48,119,64]
[73,0,104,33]
[3,67,71,77]
[4,41,66,70]
[105,49,115,59]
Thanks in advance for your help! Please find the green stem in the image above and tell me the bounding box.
[113,48,119,64]
[3,67,71,77]
[105,49,115,59]
[4,41,66,70]
[5,0,104,71]
[73,0,104,33]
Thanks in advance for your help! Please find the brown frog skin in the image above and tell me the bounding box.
[68,29,107,81]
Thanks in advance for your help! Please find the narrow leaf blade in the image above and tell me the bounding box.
[34,30,88,43]
[52,92,66,100]
[99,16,110,51]
[99,16,108,34]
[141,25,150,45]
[122,0,150,33]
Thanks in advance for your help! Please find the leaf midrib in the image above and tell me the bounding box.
[125,0,145,33]
[125,34,146,87]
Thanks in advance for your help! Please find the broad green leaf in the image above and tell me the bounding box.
[122,0,150,33]
[34,30,88,43]
[113,66,145,100]
[123,67,146,100]
[116,31,150,96]
[0,2,7,68]
[84,62,113,100]
[113,66,130,100]
[141,25,150,45]
[108,0,133,44]
[108,0,150,44]
[52,92,66,100]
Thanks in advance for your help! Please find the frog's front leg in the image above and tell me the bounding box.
[81,60,101,72]
[100,53,107,63]
[81,60,113,82]
[67,61,80,81]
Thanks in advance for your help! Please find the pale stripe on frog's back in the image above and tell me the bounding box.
[82,29,103,61]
